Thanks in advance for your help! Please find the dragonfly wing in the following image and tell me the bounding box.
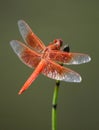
[18,20,46,52]
[10,40,41,68]
[42,60,82,82]
[49,51,91,65]
[68,52,91,64]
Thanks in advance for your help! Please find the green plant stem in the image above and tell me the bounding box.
[52,80,60,130]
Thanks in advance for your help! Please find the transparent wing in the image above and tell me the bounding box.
[49,50,91,65]
[10,40,41,68]
[42,60,82,82]
[18,20,46,52]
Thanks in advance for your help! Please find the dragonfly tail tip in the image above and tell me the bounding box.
[18,89,23,95]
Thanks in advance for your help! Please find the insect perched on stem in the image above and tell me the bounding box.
[10,20,91,95]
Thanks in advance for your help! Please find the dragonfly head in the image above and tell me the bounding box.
[53,39,63,50]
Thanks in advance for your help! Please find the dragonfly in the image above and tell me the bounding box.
[10,20,91,95]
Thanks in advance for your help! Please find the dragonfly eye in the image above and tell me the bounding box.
[54,39,63,48]
[58,39,63,47]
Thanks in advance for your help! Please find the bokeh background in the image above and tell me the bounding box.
[0,0,98,130]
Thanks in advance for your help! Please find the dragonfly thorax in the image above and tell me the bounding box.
[41,47,50,59]
[41,39,63,59]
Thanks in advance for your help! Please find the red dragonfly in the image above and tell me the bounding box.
[10,20,91,95]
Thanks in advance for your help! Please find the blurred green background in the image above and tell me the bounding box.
[0,0,98,130]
